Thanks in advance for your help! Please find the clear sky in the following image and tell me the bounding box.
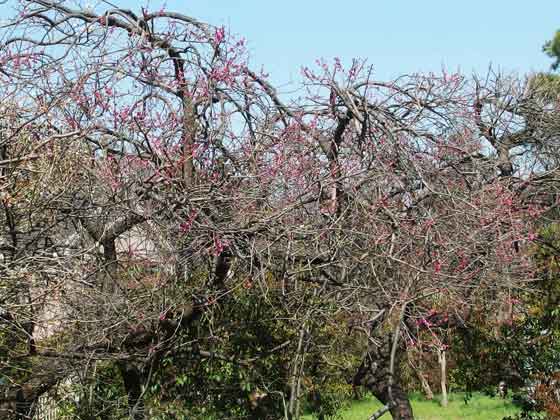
[157,0,558,84]
[3,0,559,86]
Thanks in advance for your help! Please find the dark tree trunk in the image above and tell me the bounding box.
[118,362,146,420]
[15,387,33,420]
[354,333,414,420]
[372,383,414,420]
[102,239,118,293]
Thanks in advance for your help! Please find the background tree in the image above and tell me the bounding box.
[544,30,560,70]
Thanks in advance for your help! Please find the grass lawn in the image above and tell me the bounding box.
[302,392,520,420]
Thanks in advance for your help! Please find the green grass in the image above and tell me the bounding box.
[303,393,520,420]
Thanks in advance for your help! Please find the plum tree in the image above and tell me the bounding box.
[0,2,559,419]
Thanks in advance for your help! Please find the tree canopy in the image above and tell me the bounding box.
[544,30,560,70]
[0,2,559,420]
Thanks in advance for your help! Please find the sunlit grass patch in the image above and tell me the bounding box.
[302,392,520,420]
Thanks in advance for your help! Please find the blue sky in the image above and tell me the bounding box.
[152,0,558,85]
[3,0,558,85]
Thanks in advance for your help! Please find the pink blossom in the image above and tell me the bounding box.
[527,232,537,241]
[211,235,229,257]
[179,210,198,234]
[215,26,225,44]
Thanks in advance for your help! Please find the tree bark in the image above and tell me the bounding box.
[118,362,146,420]
[416,368,434,400]
[102,239,118,293]
[288,325,306,419]
[354,333,414,420]
[438,348,448,408]
[408,351,433,400]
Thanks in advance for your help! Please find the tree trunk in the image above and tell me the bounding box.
[102,239,118,293]
[288,325,306,420]
[118,362,146,420]
[15,387,34,420]
[416,369,434,400]
[408,352,433,400]
[354,333,414,420]
[438,348,448,408]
